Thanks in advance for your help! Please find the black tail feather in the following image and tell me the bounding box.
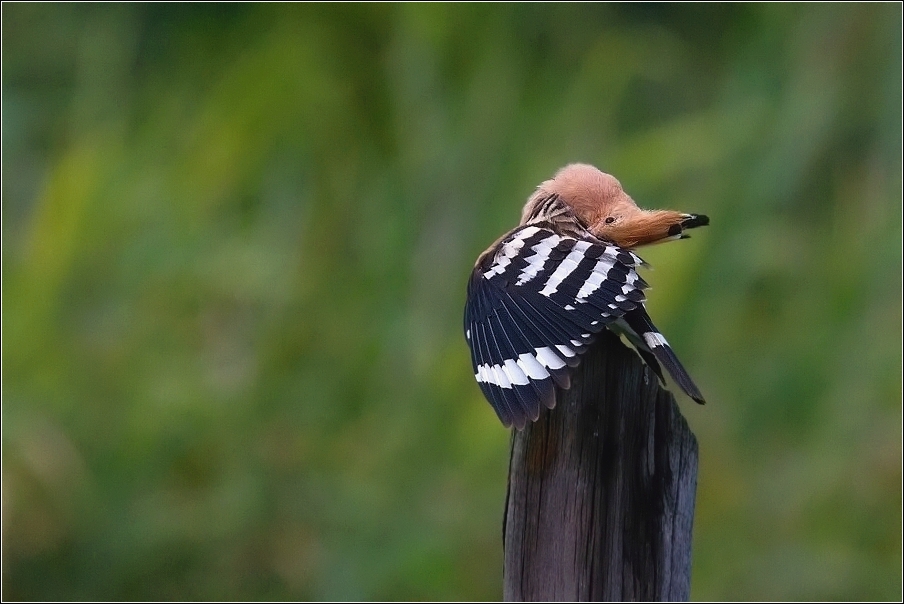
[623,308,705,404]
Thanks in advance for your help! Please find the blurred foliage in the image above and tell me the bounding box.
[2,3,901,601]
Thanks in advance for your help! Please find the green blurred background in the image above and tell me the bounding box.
[2,3,901,601]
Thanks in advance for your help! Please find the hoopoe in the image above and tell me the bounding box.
[464,163,708,429]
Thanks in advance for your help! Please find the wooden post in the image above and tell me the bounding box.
[503,329,698,602]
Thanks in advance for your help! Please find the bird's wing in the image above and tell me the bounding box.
[463,225,649,429]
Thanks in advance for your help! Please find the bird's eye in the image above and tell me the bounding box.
[604,216,615,224]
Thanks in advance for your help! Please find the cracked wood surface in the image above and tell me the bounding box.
[503,329,698,602]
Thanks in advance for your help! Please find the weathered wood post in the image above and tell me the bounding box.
[503,329,698,601]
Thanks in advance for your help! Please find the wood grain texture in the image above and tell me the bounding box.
[503,329,698,602]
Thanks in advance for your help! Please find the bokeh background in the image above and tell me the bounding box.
[2,3,901,601]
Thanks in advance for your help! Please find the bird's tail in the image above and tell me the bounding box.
[622,308,705,404]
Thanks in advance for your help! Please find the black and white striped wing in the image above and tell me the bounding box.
[463,225,649,429]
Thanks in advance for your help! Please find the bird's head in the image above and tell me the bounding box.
[522,163,709,249]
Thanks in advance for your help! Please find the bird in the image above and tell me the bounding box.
[463,163,708,429]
